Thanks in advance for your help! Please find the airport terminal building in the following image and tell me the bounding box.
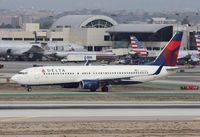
[0,14,197,52]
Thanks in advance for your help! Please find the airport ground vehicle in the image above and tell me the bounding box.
[61,54,96,63]
[180,85,199,90]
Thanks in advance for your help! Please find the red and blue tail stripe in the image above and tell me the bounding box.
[195,33,200,53]
[148,31,183,66]
[130,35,148,56]
[130,35,143,49]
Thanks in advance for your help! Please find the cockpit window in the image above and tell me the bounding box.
[18,72,28,75]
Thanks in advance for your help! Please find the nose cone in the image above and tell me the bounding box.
[11,75,19,83]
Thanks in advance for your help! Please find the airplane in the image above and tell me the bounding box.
[194,33,200,54]
[46,42,116,62]
[129,33,200,60]
[31,31,116,62]
[37,40,116,62]
[32,31,87,53]
[128,35,148,57]
[0,41,52,61]
[11,31,183,92]
[47,42,87,53]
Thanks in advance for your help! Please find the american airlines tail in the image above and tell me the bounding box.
[129,35,148,57]
[195,33,200,53]
[148,31,183,66]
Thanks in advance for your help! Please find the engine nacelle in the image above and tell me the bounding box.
[81,80,100,91]
[61,83,79,88]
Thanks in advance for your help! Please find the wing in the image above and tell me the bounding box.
[27,45,45,54]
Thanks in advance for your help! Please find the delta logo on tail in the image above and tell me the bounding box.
[195,33,200,53]
[149,31,183,66]
[129,35,148,57]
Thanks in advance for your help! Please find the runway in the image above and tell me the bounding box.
[0,103,200,122]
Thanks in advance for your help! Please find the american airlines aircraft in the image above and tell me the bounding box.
[128,35,148,57]
[11,32,183,92]
[129,33,200,60]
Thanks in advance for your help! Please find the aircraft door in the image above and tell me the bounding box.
[34,69,41,80]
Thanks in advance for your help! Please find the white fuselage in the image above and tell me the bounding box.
[11,65,176,86]
[0,41,41,56]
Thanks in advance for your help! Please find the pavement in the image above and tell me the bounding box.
[0,103,200,122]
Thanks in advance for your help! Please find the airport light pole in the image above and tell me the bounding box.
[196,12,199,33]
[175,13,180,32]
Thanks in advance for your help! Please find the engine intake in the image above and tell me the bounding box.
[81,80,100,91]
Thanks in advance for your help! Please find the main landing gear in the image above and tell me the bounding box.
[101,86,109,92]
[25,85,32,92]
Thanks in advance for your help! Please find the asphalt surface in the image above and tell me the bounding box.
[0,91,200,97]
[0,103,200,122]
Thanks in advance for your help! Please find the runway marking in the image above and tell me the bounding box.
[0,117,32,122]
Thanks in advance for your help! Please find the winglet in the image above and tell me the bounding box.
[153,65,163,75]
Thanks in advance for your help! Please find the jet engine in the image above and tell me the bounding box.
[81,80,100,91]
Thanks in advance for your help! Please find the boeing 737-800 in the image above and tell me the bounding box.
[11,32,183,92]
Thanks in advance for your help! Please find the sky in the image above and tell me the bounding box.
[0,0,199,12]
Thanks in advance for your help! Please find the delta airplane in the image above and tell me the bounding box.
[129,33,200,60]
[11,32,183,92]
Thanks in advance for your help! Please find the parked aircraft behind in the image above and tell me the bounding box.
[194,33,200,54]
[129,33,200,60]
[128,35,148,57]
[47,41,87,52]
[46,43,116,62]
[11,32,183,92]
[0,41,52,61]
[40,41,115,61]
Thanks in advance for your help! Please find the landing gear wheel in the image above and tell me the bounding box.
[90,86,97,92]
[26,86,32,92]
[101,86,108,92]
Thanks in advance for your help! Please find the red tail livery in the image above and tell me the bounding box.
[149,31,183,66]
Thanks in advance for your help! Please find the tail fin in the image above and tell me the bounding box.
[148,31,183,66]
[194,33,200,53]
[130,35,148,56]
[130,35,143,49]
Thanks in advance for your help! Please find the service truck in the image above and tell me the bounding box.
[61,54,96,63]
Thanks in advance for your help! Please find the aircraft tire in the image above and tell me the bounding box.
[90,86,97,92]
[101,86,108,92]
